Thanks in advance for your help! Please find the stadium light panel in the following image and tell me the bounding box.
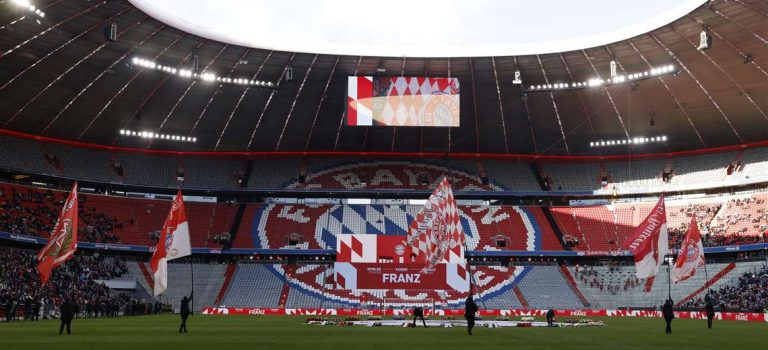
[119,129,196,143]
[591,135,667,148]
[130,56,274,88]
[525,64,676,92]
[12,0,46,18]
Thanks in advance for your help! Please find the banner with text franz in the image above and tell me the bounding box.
[334,234,469,291]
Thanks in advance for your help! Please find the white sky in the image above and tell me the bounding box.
[129,0,705,57]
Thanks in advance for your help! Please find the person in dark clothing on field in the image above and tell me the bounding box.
[411,306,428,328]
[7,299,16,321]
[179,291,193,333]
[704,295,715,329]
[464,294,478,335]
[662,299,675,334]
[24,300,32,321]
[3,299,10,322]
[32,300,41,321]
[546,309,556,327]
[59,299,75,335]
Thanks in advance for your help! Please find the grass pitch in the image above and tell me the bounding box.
[0,315,766,350]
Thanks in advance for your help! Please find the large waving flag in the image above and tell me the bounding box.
[622,195,669,279]
[406,177,465,270]
[671,217,706,283]
[150,190,191,296]
[37,182,79,286]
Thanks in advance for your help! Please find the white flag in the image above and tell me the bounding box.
[671,217,706,283]
[622,195,669,279]
[150,190,191,296]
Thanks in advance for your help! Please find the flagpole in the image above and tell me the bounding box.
[667,254,672,302]
[702,257,710,295]
[190,259,194,314]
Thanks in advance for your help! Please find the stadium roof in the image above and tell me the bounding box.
[0,0,766,156]
[128,0,708,57]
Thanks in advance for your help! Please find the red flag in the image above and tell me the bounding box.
[37,182,79,286]
[406,177,465,270]
[622,194,669,279]
[671,217,706,283]
[150,190,191,296]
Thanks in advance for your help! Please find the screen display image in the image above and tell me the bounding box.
[334,234,469,291]
[347,76,460,127]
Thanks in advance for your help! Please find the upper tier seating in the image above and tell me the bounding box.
[605,158,666,191]
[739,148,768,180]
[0,135,54,175]
[482,161,542,190]
[1,134,767,193]
[668,152,735,187]
[49,144,117,183]
[180,158,243,189]
[248,159,302,189]
[115,153,179,188]
[297,159,491,191]
[543,162,601,191]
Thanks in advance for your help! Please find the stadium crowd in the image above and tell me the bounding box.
[664,201,766,248]
[0,186,120,244]
[680,264,768,313]
[0,247,132,321]
[709,197,768,236]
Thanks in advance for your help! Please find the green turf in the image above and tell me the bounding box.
[0,315,766,350]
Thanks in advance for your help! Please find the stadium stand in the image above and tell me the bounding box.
[668,152,735,187]
[180,158,243,189]
[49,144,117,183]
[115,153,179,188]
[481,161,542,191]
[0,247,130,319]
[0,135,54,175]
[2,181,764,251]
[0,182,238,247]
[542,162,601,191]
[516,266,585,309]
[220,264,285,307]
[680,263,767,313]
[567,261,765,310]
[249,159,302,190]
[126,261,228,312]
[296,159,491,191]
[1,132,768,194]
[709,195,768,238]
[605,158,666,191]
[549,196,761,253]
[739,148,768,181]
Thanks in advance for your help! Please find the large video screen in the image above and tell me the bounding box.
[347,76,460,127]
[334,234,469,291]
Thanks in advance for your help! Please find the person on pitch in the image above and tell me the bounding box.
[704,293,715,329]
[59,297,75,335]
[412,306,428,328]
[464,293,478,336]
[546,309,556,327]
[179,291,193,333]
[662,299,675,334]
